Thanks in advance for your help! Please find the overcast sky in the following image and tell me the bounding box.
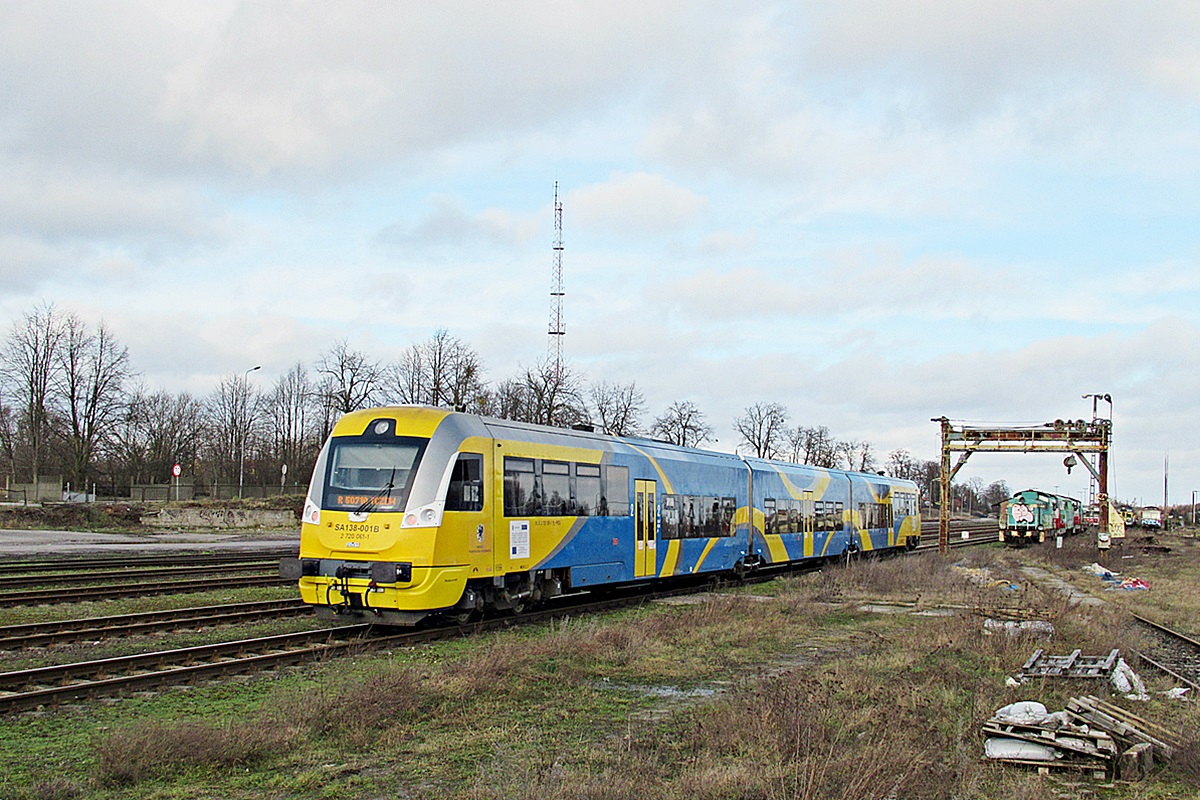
[3,1,1198,506]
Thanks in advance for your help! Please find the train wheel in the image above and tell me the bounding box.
[453,609,479,626]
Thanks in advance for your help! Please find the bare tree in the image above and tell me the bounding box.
[841,439,877,473]
[788,425,838,467]
[733,402,789,458]
[490,378,528,421]
[56,315,132,487]
[385,329,486,410]
[205,373,262,492]
[982,480,1010,512]
[886,448,918,480]
[115,387,205,486]
[0,303,66,483]
[317,340,383,415]
[0,390,15,482]
[589,380,645,436]
[265,363,318,485]
[517,358,588,428]
[387,346,425,405]
[651,401,713,448]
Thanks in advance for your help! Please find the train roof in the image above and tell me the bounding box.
[336,406,915,486]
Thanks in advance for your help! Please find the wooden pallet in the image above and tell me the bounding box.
[983,754,1109,780]
[1020,648,1119,679]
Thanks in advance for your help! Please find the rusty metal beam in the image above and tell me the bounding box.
[932,416,1111,555]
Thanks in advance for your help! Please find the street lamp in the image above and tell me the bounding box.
[238,365,261,498]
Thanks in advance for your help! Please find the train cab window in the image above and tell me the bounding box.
[605,465,630,516]
[445,453,483,512]
[542,461,570,516]
[503,457,537,516]
[324,438,425,512]
[575,464,601,516]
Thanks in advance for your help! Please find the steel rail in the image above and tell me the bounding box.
[0,599,310,649]
[0,575,291,608]
[0,532,991,713]
[915,519,1000,552]
[0,625,372,713]
[1129,613,1200,691]
[0,550,296,576]
[0,562,283,589]
[0,583,730,714]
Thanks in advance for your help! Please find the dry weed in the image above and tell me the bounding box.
[273,664,433,747]
[93,717,296,787]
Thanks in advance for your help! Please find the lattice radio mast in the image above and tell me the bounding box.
[548,182,565,379]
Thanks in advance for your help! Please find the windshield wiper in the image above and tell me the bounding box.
[355,467,396,514]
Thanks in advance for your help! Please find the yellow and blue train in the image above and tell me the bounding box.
[281,406,922,625]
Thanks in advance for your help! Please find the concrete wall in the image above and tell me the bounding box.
[144,507,296,529]
[7,477,63,503]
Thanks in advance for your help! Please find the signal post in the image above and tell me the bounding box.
[932,416,1112,554]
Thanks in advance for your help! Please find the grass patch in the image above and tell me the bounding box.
[2,547,1199,798]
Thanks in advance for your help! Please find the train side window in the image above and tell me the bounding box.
[542,461,570,516]
[661,494,679,539]
[575,464,601,516]
[605,465,630,516]
[503,457,537,517]
[764,498,777,534]
[445,453,483,512]
[721,497,735,535]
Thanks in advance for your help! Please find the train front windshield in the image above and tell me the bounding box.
[323,438,426,512]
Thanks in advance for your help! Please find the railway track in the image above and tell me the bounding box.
[0,562,283,590]
[914,518,1000,552]
[0,549,295,577]
[0,525,996,713]
[0,599,310,649]
[0,625,373,713]
[0,574,291,608]
[0,587,676,714]
[1129,614,1200,691]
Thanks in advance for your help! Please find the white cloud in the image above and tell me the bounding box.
[568,172,708,238]
[374,195,541,256]
[0,0,1197,507]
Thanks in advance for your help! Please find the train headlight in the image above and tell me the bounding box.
[400,502,444,528]
[303,499,321,525]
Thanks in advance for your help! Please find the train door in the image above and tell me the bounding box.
[441,451,491,572]
[635,479,657,577]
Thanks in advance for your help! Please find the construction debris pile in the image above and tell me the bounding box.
[983,696,1181,780]
[988,647,1185,780]
[1082,562,1151,591]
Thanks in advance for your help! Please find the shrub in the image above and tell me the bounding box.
[94,718,294,786]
